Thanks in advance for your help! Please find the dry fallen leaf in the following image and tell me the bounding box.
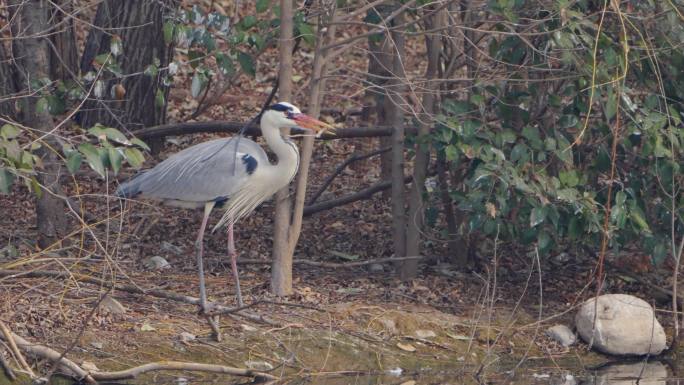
[396,342,416,352]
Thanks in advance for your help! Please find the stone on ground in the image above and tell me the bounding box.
[545,324,576,347]
[575,294,666,355]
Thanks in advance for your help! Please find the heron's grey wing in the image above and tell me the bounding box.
[118,137,268,203]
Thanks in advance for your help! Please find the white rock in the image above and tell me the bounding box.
[415,329,437,339]
[179,332,196,342]
[575,294,666,355]
[545,324,576,347]
[244,360,273,371]
[144,256,171,270]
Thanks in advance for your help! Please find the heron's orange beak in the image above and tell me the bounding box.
[292,114,335,136]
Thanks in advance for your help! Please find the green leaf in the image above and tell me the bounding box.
[188,50,204,69]
[629,208,651,233]
[1,124,21,140]
[163,22,175,44]
[94,53,110,66]
[190,72,205,98]
[522,126,542,150]
[568,216,581,239]
[89,125,130,145]
[242,15,257,29]
[29,176,42,198]
[144,63,158,76]
[611,204,626,228]
[124,147,145,169]
[3,139,21,162]
[445,144,459,161]
[78,143,106,178]
[237,52,256,77]
[65,151,82,174]
[555,188,579,202]
[108,147,123,175]
[36,97,49,114]
[559,170,579,187]
[131,138,150,151]
[155,89,165,109]
[297,22,315,46]
[443,99,472,116]
[0,168,14,194]
[537,231,552,250]
[256,0,270,13]
[554,135,573,165]
[215,52,235,76]
[559,115,578,129]
[530,207,545,227]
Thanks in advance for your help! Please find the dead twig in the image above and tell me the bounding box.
[0,320,34,378]
[0,328,94,383]
[0,344,16,381]
[0,327,275,382]
[89,361,277,381]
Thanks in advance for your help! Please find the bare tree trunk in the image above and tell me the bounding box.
[78,0,178,152]
[287,8,337,258]
[10,0,67,248]
[48,0,78,82]
[378,35,394,195]
[389,11,407,266]
[271,0,295,297]
[401,7,443,280]
[0,38,17,118]
[364,5,394,189]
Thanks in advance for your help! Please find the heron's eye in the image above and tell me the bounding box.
[285,111,295,120]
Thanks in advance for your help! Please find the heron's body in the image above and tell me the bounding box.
[115,103,331,335]
[117,111,301,224]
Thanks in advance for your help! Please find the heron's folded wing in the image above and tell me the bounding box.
[125,137,268,203]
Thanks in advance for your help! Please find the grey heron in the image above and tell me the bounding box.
[116,102,332,312]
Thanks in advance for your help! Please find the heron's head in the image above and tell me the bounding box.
[265,102,334,135]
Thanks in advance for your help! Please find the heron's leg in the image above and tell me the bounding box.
[195,201,215,313]
[227,220,244,307]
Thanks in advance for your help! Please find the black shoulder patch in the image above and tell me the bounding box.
[269,103,292,112]
[213,196,229,207]
[241,153,258,175]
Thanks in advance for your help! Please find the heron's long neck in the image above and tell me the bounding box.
[261,116,299,180]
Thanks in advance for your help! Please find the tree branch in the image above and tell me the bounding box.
[303,176,412,216]
[133,120,398,140]
[308,146,390,205]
